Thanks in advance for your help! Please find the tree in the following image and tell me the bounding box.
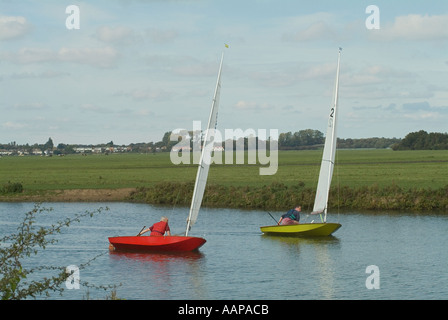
[161,131,179,150]
[392,130,448,150]
[44,137,54,151]
[278,129,324,149]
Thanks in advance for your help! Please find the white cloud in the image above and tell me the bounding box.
[403,112,440,120]
[3,47,54,64]
[115,88,175,101]
[0,15,30,40]
[234,100,273,111]
[80,103,109,113]
[351,102,448,126]
[135,108,155,116]
[9,71,70,79]
[1,46,120,68]
[13,102,47,110]
[172,61,218,77]
[144,28,178,44]
[344,65,416,87]
[3,121,28,129]
[280,12,338,42]
[373,14,448,41]
[58,47,119,68]
[283,21,336,42]
[95,26,134,44]
[248,62,335,88]
[95,26,178,45]
[300,63,335,80]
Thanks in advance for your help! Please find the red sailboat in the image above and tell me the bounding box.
[108,235,206,252]
[109,51,225,252]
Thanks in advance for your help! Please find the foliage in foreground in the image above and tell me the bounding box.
[0,204,117,300]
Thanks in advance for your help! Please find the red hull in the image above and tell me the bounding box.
[108,236,206,252]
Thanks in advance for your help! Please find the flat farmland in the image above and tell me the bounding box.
[1,149,447,193]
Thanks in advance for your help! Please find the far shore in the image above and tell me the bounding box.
[0,188,137,203]
[1,182,447,212]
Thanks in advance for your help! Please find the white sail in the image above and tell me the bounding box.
[185,52,224,236]
[312,48,342,222]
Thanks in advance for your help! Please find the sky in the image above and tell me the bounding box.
[1,0,447,146]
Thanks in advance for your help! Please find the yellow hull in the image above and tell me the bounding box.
[260,223,341,237]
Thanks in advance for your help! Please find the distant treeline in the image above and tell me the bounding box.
[391,130,448,151]
[2,129,447,155]
[278,129,400,150]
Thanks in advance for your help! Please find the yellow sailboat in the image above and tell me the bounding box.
[260,48,343,237]
[260,223,341,237]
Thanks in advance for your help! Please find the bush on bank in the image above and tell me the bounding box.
[0,182,23,194]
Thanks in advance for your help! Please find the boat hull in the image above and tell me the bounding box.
[108,236,206,252]
[260,223,341,237]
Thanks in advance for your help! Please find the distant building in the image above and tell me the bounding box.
[171,146,192,152]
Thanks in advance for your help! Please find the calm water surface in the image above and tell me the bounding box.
[1,202,447,300]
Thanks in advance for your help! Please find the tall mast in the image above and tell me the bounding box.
[312,47,342,222]
[185,52,224,236]
[323,47,342,222]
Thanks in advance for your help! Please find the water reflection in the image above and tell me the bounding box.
[260,235,340,299]
[108,250,204,262]
[261,234,340,249]
[108,250,207,299]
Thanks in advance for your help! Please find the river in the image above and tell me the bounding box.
[1,202,447,300]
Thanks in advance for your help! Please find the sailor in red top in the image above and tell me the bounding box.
[139,216,171,236]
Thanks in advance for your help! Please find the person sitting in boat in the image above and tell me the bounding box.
[139,216,171,236]
[278,206,301,225]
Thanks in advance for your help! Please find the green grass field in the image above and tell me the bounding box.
[1,149,447,193]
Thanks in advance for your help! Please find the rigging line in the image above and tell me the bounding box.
[266,211,278,224]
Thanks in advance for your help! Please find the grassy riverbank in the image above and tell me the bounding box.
[1,149,447,211]
[130,181,448,212]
